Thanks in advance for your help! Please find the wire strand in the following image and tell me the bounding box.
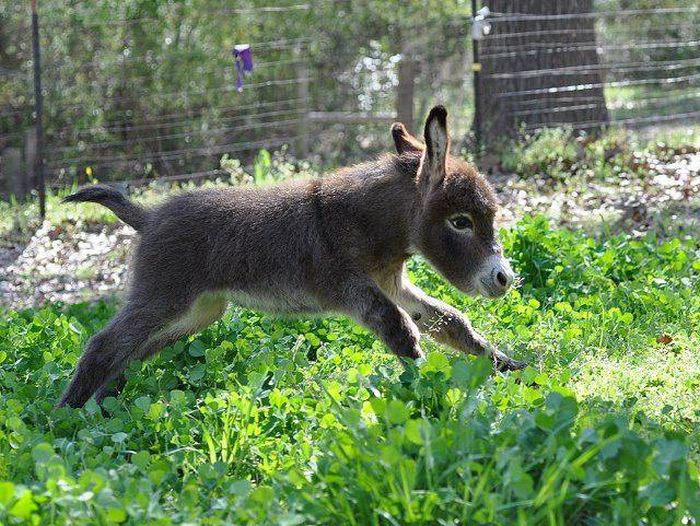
[44,4,311,30]
[485,57,700,80]
[509,92,700,117]
[43,39,311,73]
[46,77,312,113]
[46,98,304,137]
[48,126,309,166]
[497,72,700,98]
[484,23,699,41]
[45,114,305,154]
[523,109,700,131]
[48,132,317,171]
[488,7,699,23]
[480,39,700,59]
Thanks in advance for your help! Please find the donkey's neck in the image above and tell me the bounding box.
[316,153,421,270]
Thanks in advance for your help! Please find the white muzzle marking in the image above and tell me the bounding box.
[477,255,515,298]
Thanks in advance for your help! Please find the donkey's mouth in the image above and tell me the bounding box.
[478,278,507,299]
[454,281,478,297]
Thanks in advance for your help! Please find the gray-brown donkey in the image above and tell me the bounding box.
[58,105,525,408]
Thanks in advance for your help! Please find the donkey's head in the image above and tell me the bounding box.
[392,106,514,298]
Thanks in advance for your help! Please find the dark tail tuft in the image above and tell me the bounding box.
[63,184,148,231]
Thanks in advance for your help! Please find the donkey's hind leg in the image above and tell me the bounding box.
[58,299,188,408]
[93,292,229,405]
[144,292,228,358]
[94,375,127,406]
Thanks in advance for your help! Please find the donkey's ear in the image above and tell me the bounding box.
[391,122,424,154]
[422,105,449,187]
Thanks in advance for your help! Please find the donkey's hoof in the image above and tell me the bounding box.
[494,355,527,372]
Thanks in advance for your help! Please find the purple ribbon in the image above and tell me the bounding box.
[233,44,254,92]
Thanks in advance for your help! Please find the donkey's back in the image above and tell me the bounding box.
[133,182,328,305]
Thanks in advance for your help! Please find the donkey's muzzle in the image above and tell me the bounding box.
[478,255,515,298]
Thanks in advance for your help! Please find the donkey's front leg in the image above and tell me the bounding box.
[390,279,525,371]
[327,275,423,361]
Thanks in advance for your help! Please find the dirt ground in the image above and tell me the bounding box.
[1,153,698,310]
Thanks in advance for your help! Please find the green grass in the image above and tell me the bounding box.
[500,125,699,182]
[0,216,699,524]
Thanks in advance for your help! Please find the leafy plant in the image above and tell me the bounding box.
[0,216,699,524]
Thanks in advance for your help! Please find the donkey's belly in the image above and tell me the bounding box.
[228,288,322,315]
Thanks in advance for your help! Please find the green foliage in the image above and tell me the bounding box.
[501,126,699,181]
[0,0,474,185]
[0,217,699,524]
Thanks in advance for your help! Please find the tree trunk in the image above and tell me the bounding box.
[396,39,416,132]
[478,0,609,144]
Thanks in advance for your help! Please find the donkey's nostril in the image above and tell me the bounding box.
[484,257,515,297]
[496,271,508,288]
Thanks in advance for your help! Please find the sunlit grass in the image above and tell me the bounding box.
[0,215,698,524]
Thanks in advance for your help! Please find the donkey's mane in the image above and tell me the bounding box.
[331,151,421,181]
[391,151,422,178]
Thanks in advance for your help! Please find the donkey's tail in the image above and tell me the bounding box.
[63,184,148,231]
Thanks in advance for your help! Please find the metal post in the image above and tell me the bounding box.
[471,0,482,151]
[31,0,46,218]
[295,47,309,159]
[396,37,415,131]
[24,126,37,197]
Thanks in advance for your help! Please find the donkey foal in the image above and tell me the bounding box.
[58,105,525,408]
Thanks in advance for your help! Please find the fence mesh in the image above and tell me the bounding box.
[0,1,699,200]
[478,3,700,140]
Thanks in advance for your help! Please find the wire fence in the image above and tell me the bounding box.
[0,1,474,201]
[475,2,700,141]
[1,3,323,197]
[1,1,699,207]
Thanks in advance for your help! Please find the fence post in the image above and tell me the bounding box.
[471,0,483,151]
[31,0,46,218]
[396,38,415,131]
[295,48,309,159]
[25,126,37,196]
[4,148,23,199]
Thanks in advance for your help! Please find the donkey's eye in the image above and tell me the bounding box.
[448,214,474,231]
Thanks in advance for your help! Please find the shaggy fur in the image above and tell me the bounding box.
[58,106,524,408]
